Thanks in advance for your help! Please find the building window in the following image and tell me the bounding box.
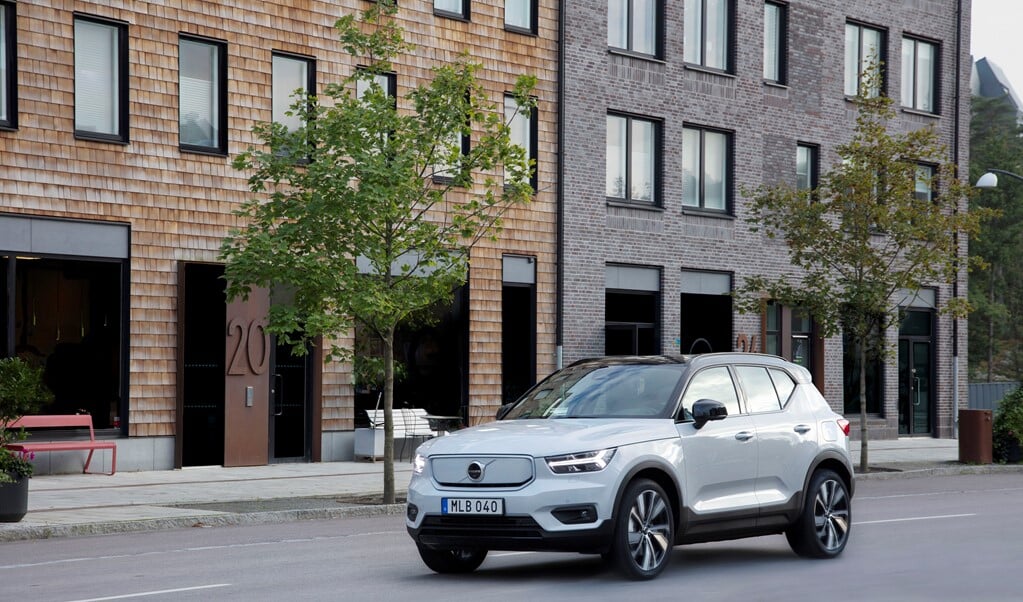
[356,70,396,102]
[0,1,16,129]
[272,53,315,132]
[796,143,818,191]
[605,265,661,356]
[763,2,786,83]
[609,0,661,58]
[901,37,937,113]
[505,94,537,189]
[684,0,731,71]
[505,0,536,34]
[765,302,815,373]
[74,16,128,142]
[915,164,935,202]
[435,0,469,19]
[606,113,659,205]
[844,22,885,97]
[682,126,730,212]
[179,36,227,154]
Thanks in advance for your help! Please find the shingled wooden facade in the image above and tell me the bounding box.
[0,1,557,470]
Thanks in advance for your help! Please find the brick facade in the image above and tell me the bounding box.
[560,0,970,439]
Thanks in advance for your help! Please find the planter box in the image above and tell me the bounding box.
[354,428,384,460]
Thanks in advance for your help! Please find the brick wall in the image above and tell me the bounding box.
[560,0,970,438]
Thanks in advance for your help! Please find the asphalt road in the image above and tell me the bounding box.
[2,473,1021,601]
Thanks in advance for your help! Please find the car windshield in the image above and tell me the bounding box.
[502,363,684,419]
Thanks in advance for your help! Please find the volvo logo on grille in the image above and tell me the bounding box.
[467,461,485,481]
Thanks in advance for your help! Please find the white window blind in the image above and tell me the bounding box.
[273,55,309,132]
[505,0,531,30]
[75,19,119,135]
[505,96,532,182]
[179,38,219,148]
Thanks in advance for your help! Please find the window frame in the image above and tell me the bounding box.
[504,0,537,35]
[844,20,887,98]
[606,112,662,207]
[608,0,664,59]
[914,163,937,203]
[73,14,130,143]
[0,0,17,130]
[505,93,538,191]
[178,34,228,155]
[272,52,316,133]
[681,124,732,213]
[683,0,734,73]
[434,0,470,20]
[901,35,939,114]
[796,142,819,192]
[763,1,787,84]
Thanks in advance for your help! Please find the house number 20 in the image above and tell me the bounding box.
[227,318,270,375]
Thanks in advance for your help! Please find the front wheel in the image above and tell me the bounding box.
[416,544,487,574]
[786,469,851,558]
[609,478,674,580]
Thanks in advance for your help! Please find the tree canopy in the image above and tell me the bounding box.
[736,70,989,472]
[968,93,1023,382]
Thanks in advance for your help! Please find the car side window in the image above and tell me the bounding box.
[769,368,796,406]
[736,365,781,413]
[680,366,741,418]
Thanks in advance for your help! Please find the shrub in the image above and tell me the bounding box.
[993,387,1023,463]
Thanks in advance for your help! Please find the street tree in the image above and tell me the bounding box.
[220,2,536,502]
[736,68,988,472]
[968,93,1023,382]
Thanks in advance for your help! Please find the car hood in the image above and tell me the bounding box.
[417,418,678,457]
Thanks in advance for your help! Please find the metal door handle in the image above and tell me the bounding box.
[794,424,812,434]
[735,431,754,441]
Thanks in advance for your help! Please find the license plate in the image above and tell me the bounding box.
[441,498,504,515]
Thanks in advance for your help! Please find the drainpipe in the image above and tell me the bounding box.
[951,0,963,439]
[555,0,565,370]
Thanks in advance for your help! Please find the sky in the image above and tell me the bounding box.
[971,0,1023,97]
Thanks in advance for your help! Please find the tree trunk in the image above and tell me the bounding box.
[382,329,396,504]
[859,343,869,474]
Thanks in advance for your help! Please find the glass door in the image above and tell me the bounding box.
[269,340,311,462]
[898,310,934,435]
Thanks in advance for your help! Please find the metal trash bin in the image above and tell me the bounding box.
[958,409,993,464]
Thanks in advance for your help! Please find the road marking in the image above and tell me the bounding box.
[64,584,231,601]
[855,513,976,525]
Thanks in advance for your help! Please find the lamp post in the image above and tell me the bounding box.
[976,168,1023,189]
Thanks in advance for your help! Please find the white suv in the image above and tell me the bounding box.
[406,353,854,580]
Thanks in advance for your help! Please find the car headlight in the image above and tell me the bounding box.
[412,453,427,475]
[545,448,617,474]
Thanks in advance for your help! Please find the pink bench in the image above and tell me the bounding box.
[5,415,117,475]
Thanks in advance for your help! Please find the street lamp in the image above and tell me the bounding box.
[976,168,1023,189]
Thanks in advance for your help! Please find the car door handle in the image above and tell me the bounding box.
[734,431,754,441]
[794,424,812,434]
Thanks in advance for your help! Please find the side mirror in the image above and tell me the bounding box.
[692,399,728,429]
[495,402,515,420]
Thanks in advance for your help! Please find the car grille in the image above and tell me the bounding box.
[419,515,545,541]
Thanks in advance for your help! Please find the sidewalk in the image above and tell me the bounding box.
[1,438,1018,542]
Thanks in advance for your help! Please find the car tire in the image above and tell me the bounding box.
[786,469,851,558]
[416,544,487,574]
[610,478,674,580]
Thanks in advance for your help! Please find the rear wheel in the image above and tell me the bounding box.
[786,469,851,558]
[416,544,487,574]
[609,478,674,580]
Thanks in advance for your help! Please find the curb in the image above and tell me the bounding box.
[0,503,407,543]
[856,463,1023,480]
